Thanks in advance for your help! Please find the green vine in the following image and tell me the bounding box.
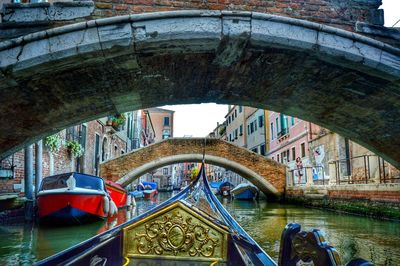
[44,134,62,153]
[66,140,84,158]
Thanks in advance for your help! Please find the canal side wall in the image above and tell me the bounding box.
[285,184,400,220]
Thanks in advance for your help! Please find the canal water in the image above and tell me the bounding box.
[0,192,399,265]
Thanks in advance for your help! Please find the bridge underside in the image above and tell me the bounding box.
[0,11,399,167]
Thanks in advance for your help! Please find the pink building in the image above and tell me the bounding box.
[267,112,315,171]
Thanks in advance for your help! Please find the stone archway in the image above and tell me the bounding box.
[100,138,286,197]
[0,11,399,167]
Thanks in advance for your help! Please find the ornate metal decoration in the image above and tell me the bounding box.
[123,202,228,261]
[279,223,342,266]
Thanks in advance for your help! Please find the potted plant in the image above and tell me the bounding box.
[44,134,62,153]
[66,140,84,158]
[111,113,126,131]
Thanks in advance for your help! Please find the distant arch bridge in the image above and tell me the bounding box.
[100,138,286,198]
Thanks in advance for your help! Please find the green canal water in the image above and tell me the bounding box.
[0,192,399,265]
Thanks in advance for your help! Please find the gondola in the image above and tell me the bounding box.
[36,164,370,266]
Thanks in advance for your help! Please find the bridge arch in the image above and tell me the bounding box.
[100,138,286,197]
[0,11,399,167]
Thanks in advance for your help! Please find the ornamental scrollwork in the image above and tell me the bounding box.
[133,210,220,258]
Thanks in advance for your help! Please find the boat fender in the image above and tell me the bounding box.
[103,196,110,215]
[109,200,118,217]
[126,194,132,207]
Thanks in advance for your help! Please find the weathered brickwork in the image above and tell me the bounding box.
[92,0,383,31]
[100,138,286,196]
[0,0,386,41]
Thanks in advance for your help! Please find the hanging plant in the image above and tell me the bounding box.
[66,140,84,158]
[111,113,126,126]
[44,134,62,153]
[111,113,126,131]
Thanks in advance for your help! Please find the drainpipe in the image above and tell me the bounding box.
[24,145,34,221]
[35,140,42,196]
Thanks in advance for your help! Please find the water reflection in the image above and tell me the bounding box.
[0,192,399,266]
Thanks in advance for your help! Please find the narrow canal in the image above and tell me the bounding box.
[0,192,399,265]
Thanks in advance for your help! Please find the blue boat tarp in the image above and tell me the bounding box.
[210,181,222,189]
[142,181,158,190]
[219,181,234,189]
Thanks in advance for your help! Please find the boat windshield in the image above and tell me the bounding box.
[40,173,104,191]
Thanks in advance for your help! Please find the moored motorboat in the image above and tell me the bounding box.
[36,173,110,224]
[142,181,158,199]
[231,183,259,200]
[36,164,371,266]
[105,180,128,208]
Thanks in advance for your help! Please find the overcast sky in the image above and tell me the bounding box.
[162,0,400,138]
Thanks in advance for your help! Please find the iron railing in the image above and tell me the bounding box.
[332,155,399,184]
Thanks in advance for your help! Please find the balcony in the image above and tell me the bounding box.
[277,128,289,142]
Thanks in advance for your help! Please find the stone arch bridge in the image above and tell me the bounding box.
[0,4,399,168]
[99,138,286,198]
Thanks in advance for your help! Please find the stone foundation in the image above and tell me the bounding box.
[285,184,400,220]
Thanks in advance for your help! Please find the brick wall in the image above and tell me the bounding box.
[100,138,286,194]
[93,0,383,31]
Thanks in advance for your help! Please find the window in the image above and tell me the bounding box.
[162,129,170,139]
[247,125,250,135]
[254,120,257,131]
[235,129,238,139]
[271,123,274,140]
[235,109,237,118]
[272,156,274,161]
[121,150,125,155]
[239,106,243,113]
[260,144,266,156]
[239,125,243,136]
[286,149,290,162]
[250,122,254,134]
[228,117,231,124]
[275,118,279,137]
[277,154,280,162]
[163,168,169,175]
[252,148,258,153]
[301,143,306,157]
[80,124,87,150]
[258,116,264,128]
[292,147,296,161]
[291,117,295,126]
[163,117,170,126]
[231,114,234,121]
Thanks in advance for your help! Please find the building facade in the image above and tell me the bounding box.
[138,108,175,189]
[0,111,141,194]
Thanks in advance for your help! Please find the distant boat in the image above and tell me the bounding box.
[37,173,109,224]
[219,181,235,197]
[232,183,259,200]
[105,180,128,208]
[210,181,222,195]
[142,181,158,199]
[129,183,145,198]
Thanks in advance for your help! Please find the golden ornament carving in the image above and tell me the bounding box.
[123,202,228,262]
